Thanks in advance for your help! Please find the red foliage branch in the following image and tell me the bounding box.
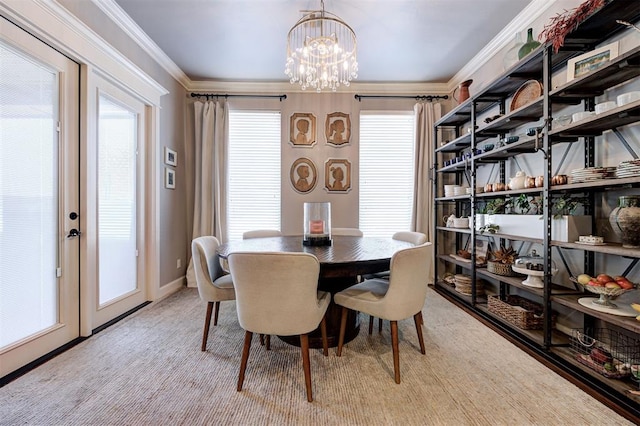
[539,0,606,53]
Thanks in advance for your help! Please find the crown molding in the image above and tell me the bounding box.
[448,0,556,91]
[90,0,191,89]
[187,79,449,95]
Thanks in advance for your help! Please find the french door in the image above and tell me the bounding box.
[89,78,147,328]
[0,20,80,377]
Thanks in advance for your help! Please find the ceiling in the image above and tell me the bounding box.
[112,0,534,86]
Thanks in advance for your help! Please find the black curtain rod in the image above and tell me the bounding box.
[190,93,287,101]
[354,94,448,102]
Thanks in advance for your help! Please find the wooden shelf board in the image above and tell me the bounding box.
[549,99,640,139]
[436,226,472,235]
[551,294,640,334]
[475,187,542,198]
[434,280,488,304]
[553,241,640,259]
[550,176,640,192]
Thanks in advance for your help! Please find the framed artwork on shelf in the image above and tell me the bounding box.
[325,158,351,193]
[165,167,175,189]
[566,41,618,82]
[290,157,317,193]
[164,147,177,166]
[290,112,316,146]
[325,112,351,146]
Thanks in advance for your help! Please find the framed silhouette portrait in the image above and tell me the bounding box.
[290,112,316,146]
[290,157,317,193]
[325,159,351,193]
[325,112,351,146]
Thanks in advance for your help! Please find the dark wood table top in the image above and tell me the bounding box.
[217,235,413,279]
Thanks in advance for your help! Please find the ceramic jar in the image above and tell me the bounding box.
[518,28,541,59]
[508,171,526,190]
[524,176,536,189]
[454,79,473,104]
[609,195,640,248]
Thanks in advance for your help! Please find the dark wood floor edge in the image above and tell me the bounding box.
[432,285,640,425]
[0,301,151,388]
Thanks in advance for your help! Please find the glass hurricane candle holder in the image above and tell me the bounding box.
[303,202,332,246]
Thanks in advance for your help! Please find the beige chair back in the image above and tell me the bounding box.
[242,229,283,239]
[392,231,427,245]
[380,242,433,321]
[192,236,231,301]
[331,228,363,237]
[228,252,325,336]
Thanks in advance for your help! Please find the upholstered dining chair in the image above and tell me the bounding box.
[191,236,235,351]
[242,229,283,239]
[331,227,363,237]
[334,242,433,384]
[228,251,330,402]
[366,231,428,333]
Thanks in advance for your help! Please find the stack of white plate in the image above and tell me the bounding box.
[571,167,616,183]
[616,160,640,178]
[444,184,456,197]
[453,186,467,196]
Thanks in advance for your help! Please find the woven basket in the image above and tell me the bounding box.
[487,294,555,330]
[487,260,515,276]
[454,274,485,296]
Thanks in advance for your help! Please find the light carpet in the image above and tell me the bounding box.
[0,287,633,425]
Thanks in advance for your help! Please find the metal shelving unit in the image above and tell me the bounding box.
[432,1,640,422]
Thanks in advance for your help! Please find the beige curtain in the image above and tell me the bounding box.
[412,101,441,242]
[186,100,228,287]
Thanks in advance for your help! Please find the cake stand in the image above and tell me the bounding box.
[511,264,557,288]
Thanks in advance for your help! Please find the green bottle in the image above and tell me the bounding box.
[518,28,541,60]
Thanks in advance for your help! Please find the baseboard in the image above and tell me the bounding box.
[157,276,185,301]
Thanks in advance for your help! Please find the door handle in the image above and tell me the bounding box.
[67,228,82,238]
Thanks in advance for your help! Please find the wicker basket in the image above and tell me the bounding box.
[487,294,555,330]
[487,260,516,276]
[454,274,485,296]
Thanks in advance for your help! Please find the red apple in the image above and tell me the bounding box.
[614,276,634,290]
[596,274,614,285]
[588,279,604,287]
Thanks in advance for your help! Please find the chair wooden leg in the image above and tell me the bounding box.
[390,320,400,384]
[266,335,271,351]
[336,307,348,356]
[320,316,328,356]
[368,316,374,335]
[378,318,383,332]
[213,301,221,326]
[259,334,265,346]
[414,312,426,354]
[237,331,253,392]
[201,302,214,351]
[300,334,313,402]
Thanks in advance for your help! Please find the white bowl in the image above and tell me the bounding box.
[617,91,640,107]
[572,111,596,122]
[595,101,617,114]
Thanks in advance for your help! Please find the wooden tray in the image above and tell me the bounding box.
[510,80,543,112]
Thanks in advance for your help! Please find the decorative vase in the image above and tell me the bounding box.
[454,79,473,104]
[503,31,524,70]
[518,28,541,60]
[609,195,640,248]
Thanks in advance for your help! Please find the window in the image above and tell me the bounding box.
[359,112,415,237]
[228,111,281,241]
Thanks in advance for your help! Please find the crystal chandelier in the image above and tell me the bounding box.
[285,1,358,92]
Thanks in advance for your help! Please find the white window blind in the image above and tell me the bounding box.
[228,111,281,241]
[359,112,415,238]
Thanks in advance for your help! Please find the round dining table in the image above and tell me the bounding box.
[217,235,413,348]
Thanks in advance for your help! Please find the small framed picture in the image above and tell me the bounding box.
[290,112,317,147]
[290,157,317,194]
[164,147,177,166]
[165,167,175,189]
[566,41,618,82]
[325,158,351,193]
[325,112,351,146]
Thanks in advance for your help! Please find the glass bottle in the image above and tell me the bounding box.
[503,31,524,70]
[518,28,541,60]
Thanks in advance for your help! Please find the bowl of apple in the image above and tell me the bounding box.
[572,274,637,307]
